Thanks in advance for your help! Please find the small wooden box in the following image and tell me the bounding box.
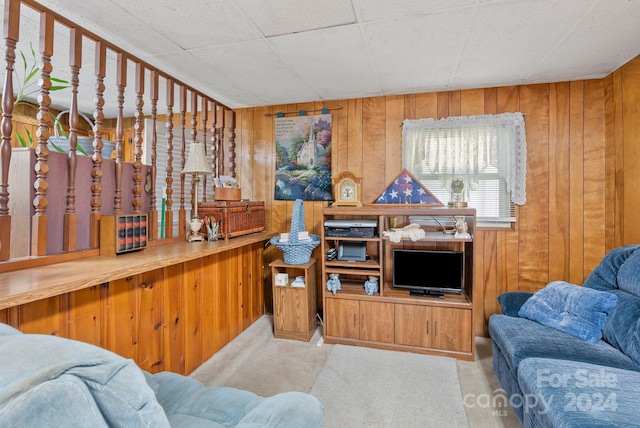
[100,214,148,256]
[214,187,242,201]
[199,201,265,239]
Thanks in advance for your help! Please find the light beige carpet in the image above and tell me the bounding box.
[190,315,521,428]
[310,344,468,428]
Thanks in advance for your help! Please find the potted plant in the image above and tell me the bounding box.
[7,43,114,157]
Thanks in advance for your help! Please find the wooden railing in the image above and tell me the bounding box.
[0,0,236,262]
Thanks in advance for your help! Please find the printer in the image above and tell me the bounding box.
[324,219,378,238]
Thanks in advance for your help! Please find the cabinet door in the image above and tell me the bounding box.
[325,299,360,340]
[274,286,307,334]
[359,301,394,343]
[431,307,472,353]
[394,304,432,348]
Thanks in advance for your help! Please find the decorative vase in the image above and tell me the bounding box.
[364,276,379,295]
[326,273,341,295]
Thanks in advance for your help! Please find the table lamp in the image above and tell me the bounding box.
[182,141,212,241]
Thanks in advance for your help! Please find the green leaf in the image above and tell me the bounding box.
[16,132,27,147]
[24,67,39,85]
[20,50,27,72]
[50,85,70,91]
[48,140,65,153]
[25,128,33,147]
[76,143,88,156]
[50,77,70,84]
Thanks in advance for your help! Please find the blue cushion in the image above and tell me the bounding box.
[583,244,640,292]
[518,358,640,428]
[497,291,533,317]
[489,314,639,376]
[518,281,618,343]
[617,249,640,297]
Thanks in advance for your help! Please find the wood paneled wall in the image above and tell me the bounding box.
[234,55,640,336]
[0,242,265,375]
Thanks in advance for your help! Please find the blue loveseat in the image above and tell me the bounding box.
[0,323,323,427]
[489,244,640,427]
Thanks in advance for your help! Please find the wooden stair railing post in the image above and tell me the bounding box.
[63,27,82,252]
[215,104,225,176]
[210,101,218,181]
[113,52,127,214]
[164,79,174,238]
[225,109,236,178]
[201,97,208,203]
[132,62,144,214]
[189,90,198,218]
[148,70,159,240]
[178,85,187,234]
[0,0,20,261]
[32,11,54,256]
[89,40,107,248]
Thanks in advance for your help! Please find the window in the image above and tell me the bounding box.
[402,113,526,227]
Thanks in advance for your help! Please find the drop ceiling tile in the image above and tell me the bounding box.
[175,40,319,107]
[356,0,475,22]
[452,0,593,88]
[235,0,356,37]
[109,0,261,50]
[532,0,640,81]
[363,10,473,94]
[269,25,381,100]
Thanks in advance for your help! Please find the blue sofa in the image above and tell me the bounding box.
[489,245,640,427]
[0,323,323,427]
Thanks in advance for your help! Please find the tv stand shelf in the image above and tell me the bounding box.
[321,206,476,361]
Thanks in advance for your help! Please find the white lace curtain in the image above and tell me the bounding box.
[402,112,527,205]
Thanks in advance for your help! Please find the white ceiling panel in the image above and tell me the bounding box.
[109,0,261,50]
[363,10,473,93]
[269,25,380,100]
[2,0,640,111]
[235,0,357,37]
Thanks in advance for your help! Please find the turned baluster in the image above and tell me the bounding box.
[210,101,218,180]
[178,85,187,232]
[32,11,54,255]
[216,104,225,176]
[132,62,144,214]
[189,91,198,216]
[164,79,175,238]
[148,70,159,240]
[113,53,127,214]
[89,40,106,248]
[63,28,82,252]
[201,97,208,203]
[0,0,20,261]
[226,109,236,178]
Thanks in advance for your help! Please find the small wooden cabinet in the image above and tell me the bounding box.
[270,258,318,341]
[321,206,476,360]
[395,304,472,353]
[325,298,394,343]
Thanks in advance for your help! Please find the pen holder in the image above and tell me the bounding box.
[207,224,219,241]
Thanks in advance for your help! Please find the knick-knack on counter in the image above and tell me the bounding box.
[326,273,341,295]
[364,276,379,295]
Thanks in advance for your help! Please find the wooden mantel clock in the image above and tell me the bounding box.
[332,170,362,207]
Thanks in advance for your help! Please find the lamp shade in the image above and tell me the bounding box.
[182,141,212,174]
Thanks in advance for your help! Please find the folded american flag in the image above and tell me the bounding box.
[373,169,442,205]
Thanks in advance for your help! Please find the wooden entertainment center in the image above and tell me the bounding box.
[321,206,476,361]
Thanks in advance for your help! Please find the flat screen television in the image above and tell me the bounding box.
[392,249,464,297]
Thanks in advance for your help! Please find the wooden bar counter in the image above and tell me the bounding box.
[0,232,273,375]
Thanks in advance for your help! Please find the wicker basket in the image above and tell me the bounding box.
[270,199,320,265]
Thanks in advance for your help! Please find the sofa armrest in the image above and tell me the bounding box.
[497,291,534,317]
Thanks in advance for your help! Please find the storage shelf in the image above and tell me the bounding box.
[325,258,380,269]
[321,205,476,361]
